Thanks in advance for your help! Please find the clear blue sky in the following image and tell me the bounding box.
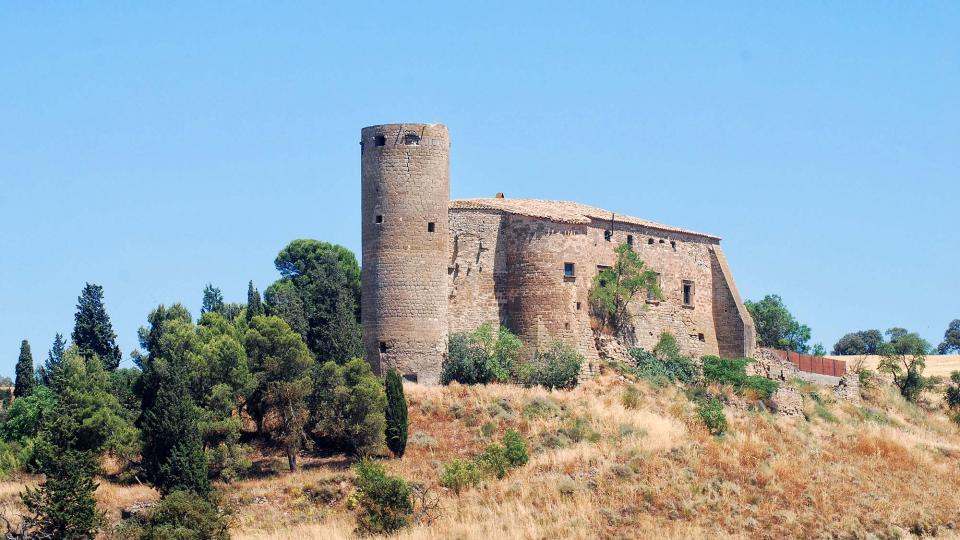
[2,2,958,375]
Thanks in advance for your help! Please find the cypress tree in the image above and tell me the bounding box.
[140,359,210,496]
[246,280,264,322]
[39,333,66,386]
[14,340,35,398]
[384,369,408,458]
[72,283,122,370]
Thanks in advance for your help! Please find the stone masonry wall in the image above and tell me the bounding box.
[447,209,756,371]
[361,123,449,384]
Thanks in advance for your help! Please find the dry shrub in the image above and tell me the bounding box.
[845,432,913,461]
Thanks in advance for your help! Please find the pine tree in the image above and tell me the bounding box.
[384,369,408,458]
[14,340,35,398]
[201,284,225,315]
[140,359,211,496]
[72,283,122,370]
[39,333,66,386]
[246,281,265,322]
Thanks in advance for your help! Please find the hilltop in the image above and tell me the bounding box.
[3,366,957,539]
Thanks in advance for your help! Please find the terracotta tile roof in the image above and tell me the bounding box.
[450,198,720,240]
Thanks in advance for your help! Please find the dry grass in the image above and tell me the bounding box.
[3,373,960,539]
[828,354,960,378]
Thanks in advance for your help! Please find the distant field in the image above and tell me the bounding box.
[826,355,960,378]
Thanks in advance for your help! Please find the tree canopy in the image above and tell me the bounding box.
[72,283,122,370]
[878,328,932,402]
[201,284,225,316]
[588,243,660,332]
[937,319,960,355]
[265,240,362,363]
[831,329,883,356]
[744,295,812,353]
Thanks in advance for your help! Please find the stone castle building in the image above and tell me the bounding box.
[361,123,756,384]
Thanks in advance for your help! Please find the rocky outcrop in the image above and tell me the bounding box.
[833,372,861,404]
[595,333,635,367]
[771,387,804,417]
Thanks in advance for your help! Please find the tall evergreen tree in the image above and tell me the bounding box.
[246,280,265,322]
[39,333,67,386]
[384,369,408,458]
[201,284,225,316]
[246,316,314,471]
[22,422,101,538]
[14,340,35,398]
[264,240,363,363]
[72,283,122,370]
[140,357,211,496]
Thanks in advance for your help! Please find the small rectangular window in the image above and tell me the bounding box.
[627,234,633,246]
[575,301,581,311]
[379,341,388,353]
[647,273,661,302]
[682,280,694,307]
[375,215,383,224]
[375,135,386,146]
[564,262,575,278]
[427,222,435,233]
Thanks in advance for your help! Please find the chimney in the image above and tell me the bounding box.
[495,192,504,199]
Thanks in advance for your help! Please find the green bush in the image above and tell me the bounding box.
[439,459,481,495]
[945,371,960,409]
[503,429,528,467]
[477,443,510,479]
[743,375,778,400]
[1,385,56,442]
[311,358,386,456]
[519,341,583,390]
[701,356,777,399]
[0,439,31,480]
[441,323,523,385]
[140,490,230,540]
[353,459,413,536]
[697,398,728,435]
[205,442,252,483]
[628,333,699,385]
[701,356,751,386]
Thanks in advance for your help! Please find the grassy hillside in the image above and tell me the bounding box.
[3,369,960,539]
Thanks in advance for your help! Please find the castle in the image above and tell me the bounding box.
[361,123,756,384]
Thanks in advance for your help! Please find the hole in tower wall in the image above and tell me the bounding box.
[375,135,386,146]
[375,215,383,224]
[428,222,436,233]
[402,132,420,145]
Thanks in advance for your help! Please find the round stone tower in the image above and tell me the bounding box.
[360,123,450,384]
